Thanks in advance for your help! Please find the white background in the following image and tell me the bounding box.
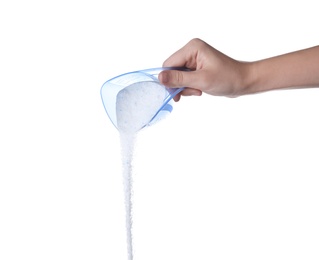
[1,1,319,259]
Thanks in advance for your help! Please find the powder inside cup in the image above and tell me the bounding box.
[116,81,167,260]
[116,81,167,133]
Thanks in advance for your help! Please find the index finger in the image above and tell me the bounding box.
[163,41,199,69]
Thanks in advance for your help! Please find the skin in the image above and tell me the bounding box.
[158,38,319,101]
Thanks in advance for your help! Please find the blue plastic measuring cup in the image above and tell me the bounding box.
[100,67,185,130]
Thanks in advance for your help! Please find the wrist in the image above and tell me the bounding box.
[235,61,258,96]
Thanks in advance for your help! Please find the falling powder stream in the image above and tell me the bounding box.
[116,81,167,260]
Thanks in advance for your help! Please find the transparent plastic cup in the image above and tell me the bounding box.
[100,67,186,130]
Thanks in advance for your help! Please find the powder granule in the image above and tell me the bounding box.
[116,81,167,260]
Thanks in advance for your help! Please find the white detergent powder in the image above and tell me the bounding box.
[116,81,167,260]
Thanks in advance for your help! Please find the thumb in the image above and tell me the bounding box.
[159,69,194,88]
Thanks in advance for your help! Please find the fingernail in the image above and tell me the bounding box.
[159,71,168,84]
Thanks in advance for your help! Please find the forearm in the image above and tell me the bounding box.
[245,46,319,94]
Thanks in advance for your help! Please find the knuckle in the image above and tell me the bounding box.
[176,71,183,85]
[189,38,204,48]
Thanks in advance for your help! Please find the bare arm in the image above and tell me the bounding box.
[247,46,319,94]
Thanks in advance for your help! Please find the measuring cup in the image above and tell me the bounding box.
[100,67,186,130]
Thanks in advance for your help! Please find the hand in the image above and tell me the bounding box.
[159,38,250,101]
